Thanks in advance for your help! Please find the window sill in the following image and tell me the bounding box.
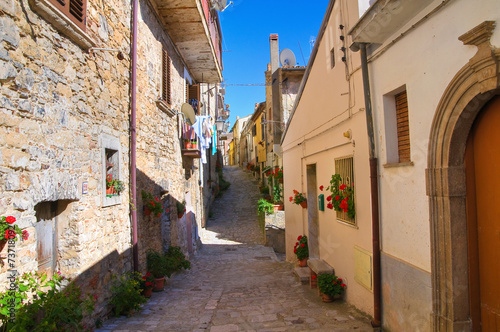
[383,161,415,168]
[28,0,95,50]
[336,219,359,229]
[156,100,176,117]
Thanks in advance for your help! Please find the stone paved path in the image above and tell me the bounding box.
[97,166,374,331]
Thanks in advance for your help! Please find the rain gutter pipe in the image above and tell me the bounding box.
[359,42,381,327]
[130,0,139,272]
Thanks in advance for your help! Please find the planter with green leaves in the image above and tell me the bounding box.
[317,273,346,302]
[146,249,168,291]
[294,235,309,266]
[110,272,146,316]
[141,191,164,218]
[176,200,186,218]
[257,198,275,215]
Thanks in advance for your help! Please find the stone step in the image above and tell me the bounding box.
[294,266,310,284]
[307,258,334,275]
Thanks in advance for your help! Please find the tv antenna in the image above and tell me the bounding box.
[279,49,296,68]
[211,0,233,12]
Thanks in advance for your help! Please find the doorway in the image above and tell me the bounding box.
[466,96,500,331]
[306,164,319,258]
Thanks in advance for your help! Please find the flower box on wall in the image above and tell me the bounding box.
[181,148,201,158]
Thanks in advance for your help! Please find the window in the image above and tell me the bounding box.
[47,0,87,31]
[162,47,172,105]
[330,47,335,68]
[383,86,413,165]
[252,124,257,136]
[335,156,355,225]
[101,134,122,207]
[187,84,200,114]
[29,0,94,49]
[395,90,410,163]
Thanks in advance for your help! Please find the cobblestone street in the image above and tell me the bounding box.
[97,166,373,331]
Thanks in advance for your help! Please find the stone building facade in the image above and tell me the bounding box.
[0,0,223,322]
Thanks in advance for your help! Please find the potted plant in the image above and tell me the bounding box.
[317,274,347,302]
[140,272,155,298]
[146,249,168,291]
[272,184,283,211]
[165,246,191,276]
[289,190,307,208]
[257,198,274,215]
[294,235,309,267]
[141,191,164,218]
[325,174,355,219]
[176,200,186,218]
[110,272,146,316]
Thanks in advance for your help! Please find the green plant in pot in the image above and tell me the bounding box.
[146,249,168,291]
[176,200,186,218]
[257,198,274,215]
[110,272,146,316]
[317,274,346,302]
[166,246,191,272]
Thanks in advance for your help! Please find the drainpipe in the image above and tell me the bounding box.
[130,0,139,272]
[359,43,381,327]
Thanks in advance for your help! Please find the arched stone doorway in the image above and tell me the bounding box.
[426,21,500,331]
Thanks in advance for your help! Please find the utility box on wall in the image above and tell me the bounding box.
[318,194,324,211]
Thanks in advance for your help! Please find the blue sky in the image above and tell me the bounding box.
[218,1,330,129]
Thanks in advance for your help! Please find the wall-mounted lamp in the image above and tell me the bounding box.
[89,47,125,60]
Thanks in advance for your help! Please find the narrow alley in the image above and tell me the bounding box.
[97,166,373,331]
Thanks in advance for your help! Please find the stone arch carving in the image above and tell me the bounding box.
[426,21,500,331]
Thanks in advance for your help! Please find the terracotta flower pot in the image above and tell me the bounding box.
[144,206,152,216]
[299,258,308,267]
[106,186,114,196]
[153,277,165,292]
[300,201,308,208]
[178,212,184,218]
[321,293,334,303]
[143,287,153,298]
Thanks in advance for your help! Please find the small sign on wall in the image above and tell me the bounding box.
[318,194,324,211]
[82,181,88,195]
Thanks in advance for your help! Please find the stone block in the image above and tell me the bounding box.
[0,61,17,80]
[0,16,20,47]
[294,266,309,285]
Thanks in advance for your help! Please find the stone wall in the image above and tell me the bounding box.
[0,0,132,320]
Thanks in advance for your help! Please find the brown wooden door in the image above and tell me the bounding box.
[466,96,500,331]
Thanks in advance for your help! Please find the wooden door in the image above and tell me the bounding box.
[466,96,500,331]
[35,202,57,276]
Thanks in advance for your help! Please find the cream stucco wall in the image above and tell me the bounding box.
[282,0,373,315]
[368,0,500,273]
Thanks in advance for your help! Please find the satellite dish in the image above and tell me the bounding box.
[181,103,196,125]
[280,49,296,67]
[211,0,228,11]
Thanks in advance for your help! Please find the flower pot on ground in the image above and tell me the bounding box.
[317,273,346,302]
[300,201,307,208]
[294,235,309,265]
[153,277,165,292]
[140,272,155,298]
[110,272,147,317]
[146,249,168,280]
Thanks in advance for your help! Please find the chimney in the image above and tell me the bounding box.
[269,34,279,74]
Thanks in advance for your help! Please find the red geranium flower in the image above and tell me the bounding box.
[326,196,332,202]
[155,197,159,202]
[5,216,16,224]
[295,242,299,246]
[294,248,297,253]
[146,272,151,277]
[297,235,302,241]
[157,213,161,217]
[293,190,298,194]
[22,230,29,241]
[339,184,347,190]
[335,195,340,201]
[146,282,153,287]
[4,229,12,239]
[301,243,305,247]
[341,283,346,288]
[319,185,324,191]
[312,275,317,280]
[142,276,147,280]
[289,196,293,202]
[327,203,333,209]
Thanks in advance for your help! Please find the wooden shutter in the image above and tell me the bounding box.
[47,0,87,31]
[395,90,410,163]
[188,84,200,102]
[162,48,171,105]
